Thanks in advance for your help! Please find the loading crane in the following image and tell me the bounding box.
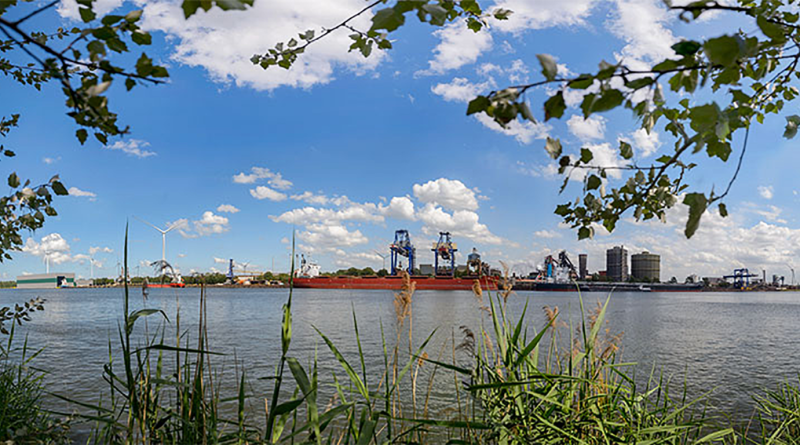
[390,230,416,275]
[432,232,458,277]
[226,259,235,284]
[723,268,758,290]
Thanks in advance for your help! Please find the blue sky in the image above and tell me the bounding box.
[4,0,800,281]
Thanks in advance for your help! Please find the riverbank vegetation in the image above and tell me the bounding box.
[0,236,793,444]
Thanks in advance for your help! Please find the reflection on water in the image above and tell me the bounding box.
[2,287,800,431]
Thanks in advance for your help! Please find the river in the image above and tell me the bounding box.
[1,287,799,437]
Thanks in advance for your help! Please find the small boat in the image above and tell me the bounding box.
[638,285,652,292]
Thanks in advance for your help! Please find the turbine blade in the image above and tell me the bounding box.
[134,216,167,234]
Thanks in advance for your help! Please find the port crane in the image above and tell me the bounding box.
[432,232,458,277]
[723,268,758,289]
[390,230,416,275]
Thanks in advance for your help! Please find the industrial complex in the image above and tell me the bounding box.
[8,232,794,291]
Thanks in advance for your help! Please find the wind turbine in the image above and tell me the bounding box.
[135,217,179,266]
[374,250,388,271]
[788,263,796,287]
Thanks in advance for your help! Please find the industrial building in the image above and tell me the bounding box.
[16,273,75,289]
[579,254,588,280]
[606,246,628,282]
[631,251,660,282]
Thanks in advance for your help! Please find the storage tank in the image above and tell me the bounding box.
[631,251,660,282]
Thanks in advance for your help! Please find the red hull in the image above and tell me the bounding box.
[293,275,499,291]
[147,283,185,288]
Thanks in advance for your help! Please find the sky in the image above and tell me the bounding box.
[4,0,800,282]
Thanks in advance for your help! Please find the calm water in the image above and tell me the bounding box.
[2,287,800,433]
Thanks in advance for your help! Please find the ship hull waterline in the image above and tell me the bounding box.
[293,276,499,291]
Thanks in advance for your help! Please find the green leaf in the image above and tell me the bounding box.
[704,35,741,67]
[466,96,489,115]
[372,7,405,32]
[619,141,633,160]
[784,115,800,139]
[568,75,593,89]
[683,192,707,238]
[578,226,592,240]
[757,15,787,43]
[706,140,731,161]
[125,9,143,22]
[671,40,702,56]
[545,137,562,159]
[51,181,69,196]
[544,91,566,121]
[536,54,558,81]
[79,7,96,23]
[580,148,593,163]
[76,129,88,145]
[131,32,152,45]
[8,173,19,188]
[586,175,601,190]
[718,203,728,217]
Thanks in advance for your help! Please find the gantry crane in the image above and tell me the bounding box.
[390,230,416,275]
[723,268,758,290]
[432,232,458,276]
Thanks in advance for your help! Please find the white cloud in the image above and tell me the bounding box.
[567,114,606,141]
[474,113,550,144]
[628,128,661,158]
[22,233,72,264]
[759,185,774,200]
[58,0,123,20]
[106,139,156,158]
[299,223,368,251]
[534,229,561,239]
[136,0,384,91]
[68,187,97,198]
[172,211,230,238]
[608,0,677,70]
[492,0,596,34]
[233,167,293,189]
[217,204,240,213]
[89,246,113,255]
[753,205,786,224]
[42,157,60,165]
[214,257,229,264]
[431,77,494,103]
[291,191,329,205]
[576,143,630,180]
[380,196,416,220]
[417,204,502,245]
[194,211,230,236]
[251,186,288,201]
[418,24,493,75]
[413,178,479,211]
[271,201,383,225]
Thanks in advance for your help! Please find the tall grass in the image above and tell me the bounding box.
[56,230,800,443]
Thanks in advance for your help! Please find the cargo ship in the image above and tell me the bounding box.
[512,280,702,292]
[291,252,500,291]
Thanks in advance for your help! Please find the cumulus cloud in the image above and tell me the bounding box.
[250,186,288,201]
[291,191,329,205]
[271,201,383,225]
[233,167,293,189]
[413,178,478,211]
[380,196,415,220]
[172,211,230,238]
[567,115,606,141]
[22,233,72,264]
[133,0,385,91]
[534,229,561,239]
[758,185,774,200]
[299,223,369,252]
[68,187,96,198]
[431,77,494,103]
[89,246,113,255]
[42,157,60,165]
[608,0,677,70]
[628,128,661,158]
[417,204,502,245]
[105,139,156,158]
[492,0,597,34]
[217,204,240,213]
[418,24,493,75]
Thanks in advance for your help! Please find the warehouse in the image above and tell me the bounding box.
[16,273,75,289]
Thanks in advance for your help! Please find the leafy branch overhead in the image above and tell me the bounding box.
[260,0,800,239]
[0,0,246,260]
